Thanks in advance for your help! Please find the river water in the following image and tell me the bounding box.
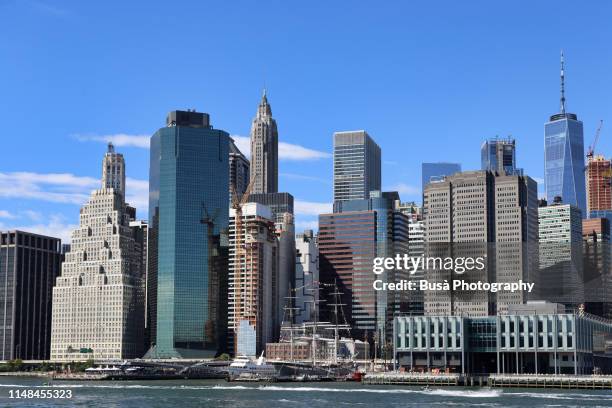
[0,377,610,407]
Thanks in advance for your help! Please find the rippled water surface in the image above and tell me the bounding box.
[0,377,610,407]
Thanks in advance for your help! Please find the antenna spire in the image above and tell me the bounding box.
[560,50,566,114]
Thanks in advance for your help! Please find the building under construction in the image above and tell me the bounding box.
[586,155,612,217]
[228,202,278,356]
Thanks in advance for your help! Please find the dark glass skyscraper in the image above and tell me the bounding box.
[544,52,587,216]
[481,138,521,175]
[421,162,461,203]
[229,138,250,198]
[319,191,409,350]
[147,110,230,358]
[0,231,61,360]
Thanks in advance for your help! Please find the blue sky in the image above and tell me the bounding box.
[1,0,611,241]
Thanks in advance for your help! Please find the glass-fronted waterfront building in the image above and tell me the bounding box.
[394,303,612,375]
[146,110,230,358]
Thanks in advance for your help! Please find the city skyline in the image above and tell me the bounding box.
[2,1,612,241]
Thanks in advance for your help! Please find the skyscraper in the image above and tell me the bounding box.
[250,91,278,194]
[228,203,278,356]
[544,52,587,216]
[102,143,126,196]
[582,218,611,319]
[229,137,250,198]
[147,110,230,358]
[51,144,144,361]
[319,191,409,346]
[0,231,61,360]
[421,162,461,204]
[481,137,521,175]
[538,199,584,312]
[295,230,319,324]
[423,171,539,316]
[586,155,612,223]
[333,131,381,203]
[130,220,149,349]
[248,192,294,224]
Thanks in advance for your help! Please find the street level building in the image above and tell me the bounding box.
[394,302,612,375]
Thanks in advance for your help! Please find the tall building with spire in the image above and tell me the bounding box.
[250,90,278,194]
[51,144,145,361]
[544,52,587,216]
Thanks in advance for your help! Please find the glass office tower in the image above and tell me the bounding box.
[544,115,586,215]
[320,191,409,351]
[333,130,381,203]
[421,162,461,204]
[147,110,230,358]
[481,138,521,175]
[544,53,587,216]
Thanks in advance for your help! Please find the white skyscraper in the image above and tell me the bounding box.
[50,144,145,361]
[294,230,319,324]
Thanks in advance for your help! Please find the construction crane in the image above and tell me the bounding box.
[587,120,604,160]
[230,175,257,353]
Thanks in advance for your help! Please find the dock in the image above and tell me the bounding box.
[363,372,462,386]
[489,374,612,389]
[363,372,612,389]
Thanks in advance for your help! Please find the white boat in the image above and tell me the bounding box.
[228,353,277,380]
[84,366,122,375]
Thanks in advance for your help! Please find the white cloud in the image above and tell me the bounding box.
[385,183,421,196]
[280,173,330,184]
[232,136,251,157]
[0,172,95,204]
[23,210,43,221]
[0,210,15,219]
[0,214,77,243]
[231,135,330,161]
[0,171,149,216]
[295,200,332,216]
[279,141,331,160]
[75,134,150,149]
[77,132,330,161]
[126,178,149,214]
